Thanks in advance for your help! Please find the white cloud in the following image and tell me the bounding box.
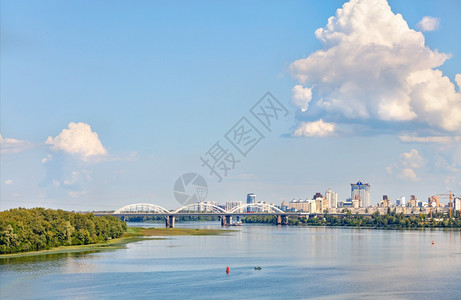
[0,134,33,154]
[68,190,88,198]
[398,135,454,143]
[416,16,440,32]
[398,168,418,181]
[434,141,461,174]
[289,0,461,135]
[4,179,13,185]
[456,74,461,92]
[400,149,424,169]
[387,149,424,181]
[64,170,91,185]
[64,171,80,185]
[293,119,336,137]
[41,154,53,164]
[46,122,107,160]
[291,85,312,112]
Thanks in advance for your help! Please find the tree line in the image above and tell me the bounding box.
[0,208,127,254]
[243,210,461,228]
[123,215,220,222]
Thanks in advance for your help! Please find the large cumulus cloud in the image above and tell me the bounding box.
[290,0,461,137]
[46,122,107,160]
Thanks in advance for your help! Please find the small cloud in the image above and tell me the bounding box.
[398,135,455,143]
[63,170,92,185]
[398,168,418,181]
[64,171,80,185]
[416,16,440,32]
[387,149,424,181]
[0,134,33,154]
[46,122,107,161]
[385,165,394,174]
[68,190,88,198]
[4,179,13,185]
[291,85,312,112]
[400,149,424,169]
[42,154,53,164]
[293,119,335,137]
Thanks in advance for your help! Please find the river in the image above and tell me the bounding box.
[1,222,460,299]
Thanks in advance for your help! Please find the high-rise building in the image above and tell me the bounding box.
[288,199,316,213]
[351,181,370,208]
[454,198,461,212]
[280,201,288,211]
[225,201,243,213]
[409,195,418,207]
[247,193,256,212]
[428,196,439,207]
[197,201,218,212]
[396,196,405,207]
[325,189,338,208]
[313,192,326,212]
[380,195,391,208]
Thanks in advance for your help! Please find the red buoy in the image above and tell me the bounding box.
[226,266,229,274]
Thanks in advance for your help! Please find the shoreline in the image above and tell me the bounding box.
[0,227,231,259]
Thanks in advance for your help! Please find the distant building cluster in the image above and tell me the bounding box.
[285,189,338,214]
[279,180,460,215]
[283,181,370,213]
[193,180,460,216]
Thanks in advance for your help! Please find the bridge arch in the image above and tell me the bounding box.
[114,203,170,214]
[229,203,284,214]
[174,202,228,214]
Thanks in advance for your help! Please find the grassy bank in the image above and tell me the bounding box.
[0,227,230,259]
[129,227,231,236]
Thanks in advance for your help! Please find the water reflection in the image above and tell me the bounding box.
[0,223,460,299]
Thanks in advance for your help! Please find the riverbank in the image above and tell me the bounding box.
[243,212,461,228]
[0,227,230,259]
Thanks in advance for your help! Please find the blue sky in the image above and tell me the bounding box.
[1,0,460,211]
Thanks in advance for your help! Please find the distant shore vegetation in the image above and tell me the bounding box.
[0,208,127,254]
[122,215,220,222]
[243,210,461,228]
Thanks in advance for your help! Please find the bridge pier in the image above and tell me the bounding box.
[282,215,289,225]
[276,215,282,225]
[221,215,232,226]
[165,215,175,228]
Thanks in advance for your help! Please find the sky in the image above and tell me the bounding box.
[1,0,460,211]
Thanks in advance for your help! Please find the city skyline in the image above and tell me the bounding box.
[1,0,460,211]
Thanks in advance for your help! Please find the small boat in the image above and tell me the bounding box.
[254,266,262,270]
[231,222,242,226]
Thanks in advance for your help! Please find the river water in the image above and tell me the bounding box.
[1,222,460,299]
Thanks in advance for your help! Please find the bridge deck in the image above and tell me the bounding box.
[94,212,307,217]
